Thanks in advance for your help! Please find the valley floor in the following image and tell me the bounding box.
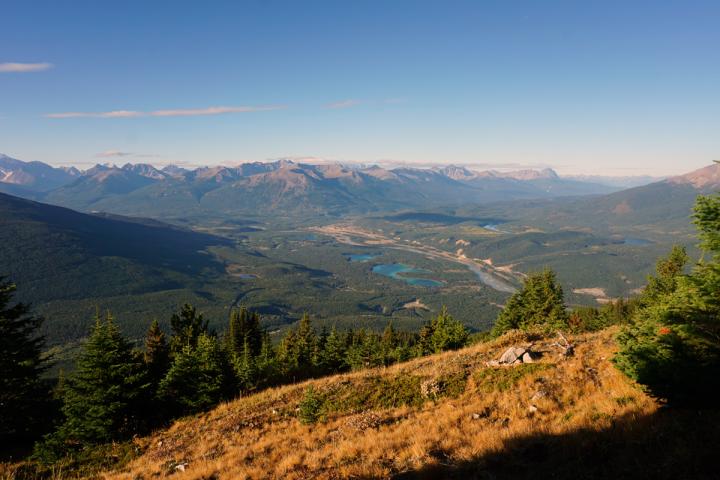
[93,328,717,479]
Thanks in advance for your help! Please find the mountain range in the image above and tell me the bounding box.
[0,154,621,218]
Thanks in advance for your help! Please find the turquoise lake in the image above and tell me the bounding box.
[371,263,443,287]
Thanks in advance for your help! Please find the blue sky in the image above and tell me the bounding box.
[1,0,718,175]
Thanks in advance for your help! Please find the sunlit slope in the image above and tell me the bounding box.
[105,329,717,479]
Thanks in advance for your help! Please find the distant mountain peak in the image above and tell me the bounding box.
[667,163,720,190]
[161,164,189,178]
[435,165,478,180]
[121,162,168,180]
[0,153,79,191]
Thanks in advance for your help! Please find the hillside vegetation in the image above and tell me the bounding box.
[61,328,715,479]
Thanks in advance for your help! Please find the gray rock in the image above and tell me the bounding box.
[499,346,527,364]
[521,351,536,363]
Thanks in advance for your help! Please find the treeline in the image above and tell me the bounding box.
[489,268,639,337]
[0,288,469,463]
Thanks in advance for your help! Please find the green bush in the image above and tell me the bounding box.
[298,386,326,424]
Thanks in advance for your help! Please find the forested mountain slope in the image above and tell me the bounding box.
[0,192,231,341]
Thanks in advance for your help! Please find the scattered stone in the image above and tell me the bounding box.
[530,389,547,402]
[497,346,541,365]
[521,351,536,363]
[472,413,481,420]
[499,346,527,364]
[528,404,538,414]
[175,462,188,472]
[156,440,163,447]
[421,379,441,398]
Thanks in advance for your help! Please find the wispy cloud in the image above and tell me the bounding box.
[0,62,53,73]
[326,99,360,109]
[46,105,285,119]
[95,150,133,158]
[48,110,143,119]
[96,150,162,159]
[151,106,281,116]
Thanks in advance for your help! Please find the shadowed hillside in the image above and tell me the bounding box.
[0,193,232,342]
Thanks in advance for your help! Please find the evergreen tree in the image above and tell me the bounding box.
[225,307,247,356]
[159,333,229,415]
[295,313,317,370]
[169,303,209,354]
[278,313,318,378]
[319,326,347,373]
[50,312,149,448]
[141,319,170,425]
[429,306,469,353]
[0,277,50,450]
[144,319,170,387]
[615,195,720,406]
[344,329,386,370]
[492,269,569,336]
[231,337,258,392]
[380,322,398,365]
[225,308,265,391]
[416,322,434,357]
[255,330,278,386]
[641,245,689,304]
[225,307,262,357]
[246,311,263,357]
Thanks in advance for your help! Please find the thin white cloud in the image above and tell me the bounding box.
[45,105,285,119]
[96,150,133,158]
[96,151,163,159]
[47,110,143,119]
[0,62,53,73]
[326,99,360,109]
[151,106,281,116]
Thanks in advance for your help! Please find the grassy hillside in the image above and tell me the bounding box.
[68,328,716,479]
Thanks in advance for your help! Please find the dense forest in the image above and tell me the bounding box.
[2,192,719,476]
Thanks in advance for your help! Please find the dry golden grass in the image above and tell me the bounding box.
[98,328,673,480]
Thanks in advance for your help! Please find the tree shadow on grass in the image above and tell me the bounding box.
[391,408,719,480]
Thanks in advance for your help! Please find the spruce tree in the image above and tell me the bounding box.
[615,194,720,406]
[295,313,317,371]
[52,311,149,447]
[225,307,248,356]
[380,323,395,366]
[255,330,278,386]
[231,337,258,392]
[169,303,209,354]
[319,326,347,373]
[144,319,170,387]
[492,269,569,336]
[429,306,469,353]
[142,320,170,424]
[159,333,229,415]
[0,277,50,450]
